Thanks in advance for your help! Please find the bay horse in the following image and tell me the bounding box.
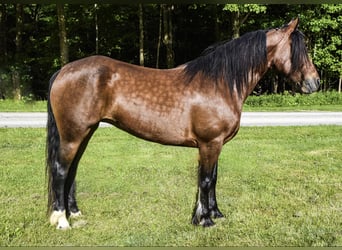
[46,18,320,229]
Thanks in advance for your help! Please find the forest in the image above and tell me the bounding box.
[0,4,341,100]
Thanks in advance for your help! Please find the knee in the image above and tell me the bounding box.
[200,176,212,191]
[52,162,68,178]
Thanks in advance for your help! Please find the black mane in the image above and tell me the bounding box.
[183,30,267,95]
[290,30,310,74]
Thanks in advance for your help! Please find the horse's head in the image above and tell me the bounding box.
[266,18,320,94]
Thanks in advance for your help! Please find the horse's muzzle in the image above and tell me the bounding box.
[300,78,320,94]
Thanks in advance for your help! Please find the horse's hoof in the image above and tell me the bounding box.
[70,211,82,218]
[191,215,215,227]
[191,213,202,226]
[50,210,63,225]
[56,220,71,230]
[200,217,215,227]
[56,215,71,230]
[50,210,70,230]
[211,209,224,219]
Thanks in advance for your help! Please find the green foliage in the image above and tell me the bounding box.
[0,91,341,112]
[0,126,341,246]
[300,4,342,77]
[1,4,341,99]
[223,4,267,14]
[0,65,32,99]
[245,91,342,109]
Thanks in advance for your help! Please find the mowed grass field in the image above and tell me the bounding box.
[0,125,341,246]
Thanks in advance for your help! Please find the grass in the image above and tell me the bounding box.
[0,126,341,246]
[0,99,46,112]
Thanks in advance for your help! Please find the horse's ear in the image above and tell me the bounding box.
[284,17,299,35]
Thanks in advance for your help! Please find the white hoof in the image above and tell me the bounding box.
[56,217,71,230]
[50,210,70,230]
[70,211,82,218]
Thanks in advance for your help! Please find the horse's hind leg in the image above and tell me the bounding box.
[68,181,81,217]
[49,149,75,230]
[50,125,98,229]
[67,125,98,219]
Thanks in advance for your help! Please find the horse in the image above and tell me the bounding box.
[46,18,320,229]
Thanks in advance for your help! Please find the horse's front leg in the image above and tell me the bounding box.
[192,168,215,227]
[192,141,223,227]
[208,162,224,219]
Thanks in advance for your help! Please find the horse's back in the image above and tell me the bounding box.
[49,55,240,148]
[49,56,194,144]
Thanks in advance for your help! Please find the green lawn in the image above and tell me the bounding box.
[0,126,341,246]
[0,99,47,112]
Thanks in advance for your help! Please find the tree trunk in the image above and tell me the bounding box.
[156,5,162,68]
[94,3,99,54]
[273,74,278,94]
[138,4,144,66]
[57,4,69,66]
[231,11,240,39]
[0,4,7,65]
[322,70,326,92]
[230,9,250,39]
[0,4,6,99]
[13,4,23,100]
[213,5,220,41]
[338,77,341,93]
[162,4,174,68]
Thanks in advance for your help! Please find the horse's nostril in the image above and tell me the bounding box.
[317,79,320,86]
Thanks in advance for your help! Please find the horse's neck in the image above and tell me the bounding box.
[240,65,269,103]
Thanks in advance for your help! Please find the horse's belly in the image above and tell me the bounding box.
[108,102,195,146]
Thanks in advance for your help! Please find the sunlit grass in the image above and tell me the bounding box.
[0,99,46,112]
[0,126,341,246]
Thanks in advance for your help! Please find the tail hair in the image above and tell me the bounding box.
[46,70,60,215]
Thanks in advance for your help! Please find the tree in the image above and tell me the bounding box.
[156,4,162,68]
[0,4,340,99]
[94,4,99,54]
[162,4,174,68]
[298,4,342,91]
[12,3,23,100]
[57,4,69,66]
[0,4,7,66]
[138,4,144,66]
[223,4,267,38]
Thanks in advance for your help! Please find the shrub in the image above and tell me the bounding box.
[245,91,342,107]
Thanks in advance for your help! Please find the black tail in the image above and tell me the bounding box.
[46,70,60,215]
